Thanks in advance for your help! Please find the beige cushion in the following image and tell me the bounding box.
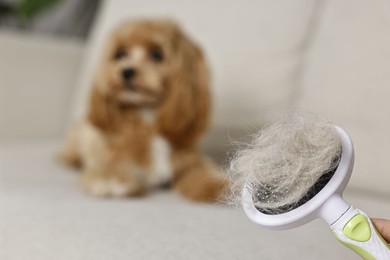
[0,31,84,141]
[300,0,390,193]
[1,142,389,259]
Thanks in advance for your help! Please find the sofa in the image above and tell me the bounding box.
[1,0,389,259]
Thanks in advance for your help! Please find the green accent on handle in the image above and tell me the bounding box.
[343,214,371,242]
[334,231,375,260]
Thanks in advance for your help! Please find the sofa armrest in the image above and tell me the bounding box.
[0,30,84,142]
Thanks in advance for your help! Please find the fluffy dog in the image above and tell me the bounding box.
[61,19,227,202]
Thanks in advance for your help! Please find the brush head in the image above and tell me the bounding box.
[229,111,342,215]
[251,168,338,215]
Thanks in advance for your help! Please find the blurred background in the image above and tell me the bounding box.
[0,0,99,144]
[0,0,99,37]
[1,0,390,192]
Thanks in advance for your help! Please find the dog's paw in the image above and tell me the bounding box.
[80,170,145,197]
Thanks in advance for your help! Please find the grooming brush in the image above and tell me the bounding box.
[230,112,390,259]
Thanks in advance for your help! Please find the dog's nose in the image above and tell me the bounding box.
[122,68,136,81]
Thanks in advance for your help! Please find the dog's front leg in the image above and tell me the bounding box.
[77,122,147,197]
[80,162,147,197]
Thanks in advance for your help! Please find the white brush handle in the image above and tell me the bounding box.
[331,207,390,259]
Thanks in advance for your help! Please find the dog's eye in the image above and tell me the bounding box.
[150,48,164,62]
[114,48,127,60]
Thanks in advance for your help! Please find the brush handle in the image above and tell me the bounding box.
[331,207,390,259]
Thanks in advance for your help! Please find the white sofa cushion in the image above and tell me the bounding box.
[300,0,390,194]
[1,142,389,259]
[0,31,84,141]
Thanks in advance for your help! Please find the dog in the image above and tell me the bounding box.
[61,19,227,202]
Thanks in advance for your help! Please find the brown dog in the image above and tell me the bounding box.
[61,19,227,202]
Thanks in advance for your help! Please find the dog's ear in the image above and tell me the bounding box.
[158,32,210,149]
[86,28,124,131]
[87,85,118,131]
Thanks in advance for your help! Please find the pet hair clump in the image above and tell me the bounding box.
[228,111,341,214]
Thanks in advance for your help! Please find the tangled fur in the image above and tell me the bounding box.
[228,111,341,213]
